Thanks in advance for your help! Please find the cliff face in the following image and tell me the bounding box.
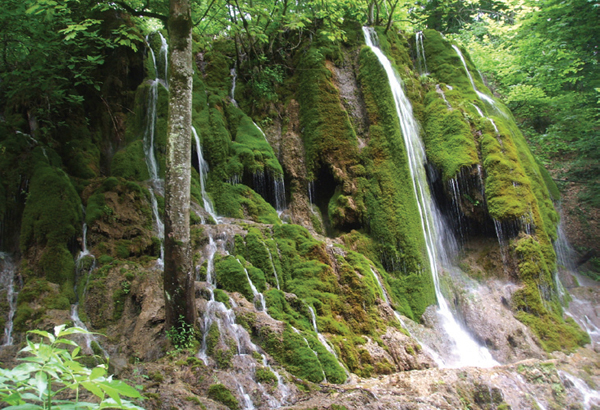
[0,22,598,410]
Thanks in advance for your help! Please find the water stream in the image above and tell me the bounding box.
[143,33,169,265]
[71,213,108,357]
[415,31,428,75]
[197,230,290,407]
[0,253,18,346]
[363,27,498,368]
[192,126,219,223]
[451,44,496,107]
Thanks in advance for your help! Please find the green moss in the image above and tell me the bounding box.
[212,183,280,224]
[297,46,360,183]
[357,46,436,317]
[213,289,231,307]
[20,162,82,251]
[214,255,253,302]
[111,140,150,181]
[422,91,479,181]
[255,367,278,385]
[511,235,588,352]
[207,384,239,410]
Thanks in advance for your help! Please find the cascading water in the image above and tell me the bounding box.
[143,33,168,265]
[415,31,428,75]
[559,371,600,410]
[306,305,341,360]
[197,231,290,407]
[230,67,239,107]
[451,44,496,108]
[363,27,498,368]
[0,253,18,346]
[71,210,107,357]
[238,259,267,312]
[262,240,280,290]
[192,126,219,223]
[253,122,287,214]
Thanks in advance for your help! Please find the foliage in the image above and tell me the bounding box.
[0,325,144,409]
[166,315,196,351]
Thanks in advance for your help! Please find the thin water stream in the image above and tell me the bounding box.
[143,33,169,265]
[192,126,219,223]
[0,253,17,346]
[363,27,497,368]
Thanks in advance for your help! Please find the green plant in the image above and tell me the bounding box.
[166,315,196,350]
[0,325,144,409]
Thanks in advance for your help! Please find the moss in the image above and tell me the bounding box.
[422,91,479,181]
[111,140,150,181]
[20,161,82,251]
[255,367,278,385]
[212,183,280,224]
[357,45,436,317]
[214,255,253,301]
[511,235,588,352]
[39,245,76,288]
[297,46,360,185]
[213,289,231,307]
[207,384,239,410]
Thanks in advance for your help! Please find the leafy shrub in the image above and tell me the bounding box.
[0,325,144,409]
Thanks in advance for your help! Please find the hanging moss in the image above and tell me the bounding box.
[297,46,360,183]
[422,91,479,181]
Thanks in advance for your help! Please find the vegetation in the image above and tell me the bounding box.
[0,325,144,409]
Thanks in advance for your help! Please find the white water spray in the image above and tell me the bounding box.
[363,27,497,368]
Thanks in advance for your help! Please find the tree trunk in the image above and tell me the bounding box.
[164,0,195,329]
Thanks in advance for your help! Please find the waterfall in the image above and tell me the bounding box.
[559,371,600,410]
[237,259,267,312]
[0,253,17,346]
[415,31,428,75]
[451,44,496,108]
[262,241,280,290]
[197,230,290,407]
[230,68,239,107]
[71,212,108,357]
[143,33,168,265]
[363,27,498,368]
[192,126,219,223]
[435,84,451,109]
[253,122,287,214]
[306,305,341,360]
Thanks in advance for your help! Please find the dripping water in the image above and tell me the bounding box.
[363,27,498,368]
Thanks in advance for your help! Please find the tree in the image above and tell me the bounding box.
[163,0,196,330]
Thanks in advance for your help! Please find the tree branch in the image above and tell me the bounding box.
[114,1,168,23]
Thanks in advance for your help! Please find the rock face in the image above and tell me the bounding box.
[0,17,598,410]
